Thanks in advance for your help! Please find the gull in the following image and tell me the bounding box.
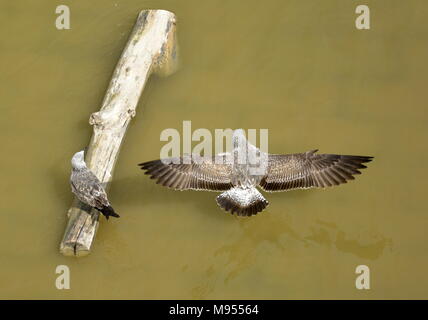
[138,129,373,216]
[70,150,120,220]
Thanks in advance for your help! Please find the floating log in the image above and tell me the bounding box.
[60,9,178,257]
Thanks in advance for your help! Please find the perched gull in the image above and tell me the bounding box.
[138,129,373,216]
[70,150,120,220]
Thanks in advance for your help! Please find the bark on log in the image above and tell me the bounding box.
[60,10,178,257]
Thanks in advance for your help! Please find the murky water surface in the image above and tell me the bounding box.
[0,0,427,298]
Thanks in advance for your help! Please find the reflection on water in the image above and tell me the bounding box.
[0,0,427,299]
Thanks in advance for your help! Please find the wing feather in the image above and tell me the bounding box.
[71,170,110,208]
[259,150,373,192]
[138,154,233,191]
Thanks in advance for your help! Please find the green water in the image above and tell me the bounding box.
[0,0,427,299]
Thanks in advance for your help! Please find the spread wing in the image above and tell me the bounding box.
[71,170,110,209]
[259,150,373,192]
[138,154,233,191]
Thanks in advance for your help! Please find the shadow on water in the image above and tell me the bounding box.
[210,216,392,286]
[192,192,390,298]
[189,214,392,298]
[304,219,393,260]
[190,212,308,298]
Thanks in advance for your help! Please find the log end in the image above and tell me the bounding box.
[59,242,91,257]
[60,205,99,257]
[151,10,179,77]
[59,244,76,256]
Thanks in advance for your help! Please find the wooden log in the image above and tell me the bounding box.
[60,10,178,257]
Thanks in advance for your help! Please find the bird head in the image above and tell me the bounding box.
[71,150,86,169]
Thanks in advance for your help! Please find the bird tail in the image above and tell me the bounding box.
[216,186,269,216]
[98,205,120,220]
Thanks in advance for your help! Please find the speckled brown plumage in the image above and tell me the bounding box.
[70,150,120,220]
[260,150,373,192]
[139,154,234,192]
[139,130,373,216]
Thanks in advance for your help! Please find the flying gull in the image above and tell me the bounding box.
[138,129,373,216]
[70,150,120,220]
